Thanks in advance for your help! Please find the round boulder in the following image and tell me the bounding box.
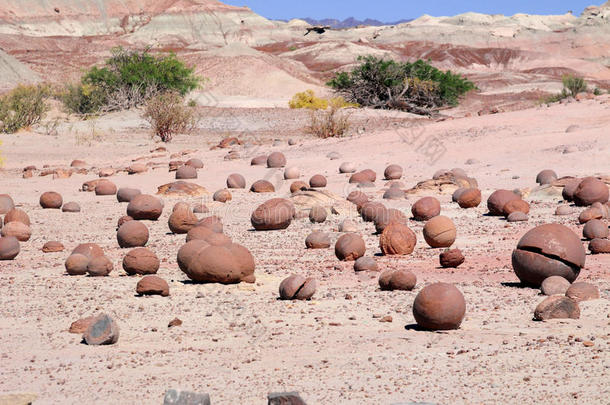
[335,233,366,261]
[309,175,327,188]
[168,203,198,234]
[379,222,416,255]
[1,221,31,242]
[412,283,466,330]
[534,296,580,320]
[94,180,117,196]
[540,276,571,296]
[339,162,356,174]
[573,177,609,206]
[439,249,465,268]
[4,208,30,226]
[384,164,403,180]
[226,173,246,189]
[583,219,608,240]
[117,220,149,248]
[0,194,15,214]
[305,231,331,249]
[565,282,600,302]
[0,236,20,260]
[283,167,300,180]
[279,275,317,300]
[251,155,268,166]
[61,202,81,213]
[309,206,327,223]
[487,190,520,216]
[122,247,160,275]
[379,269,417,291]
[457,188,481,209]
[65,253,89,275]
[267,152,287,168]
[86,256,113,277]
[411,197,441,221]
[127,195,163,220]
[423,216,456,248]
[251,198,295,231]
[42,241,64,253]
[185,158,204,169]
[213,189,232,203]
[589,238,610,254]
[136,275,170,297]
[176,165,197,180]
[290,181,308,193]
[536,170,558,185]
[181,243,255,284]
[250,180,275,193]
[511,223,585,286]
[116,188,141,203]
[40,191,63,209]
[354,256,378,272]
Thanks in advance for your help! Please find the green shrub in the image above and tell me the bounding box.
[143,92,199,142]
[562,75,587,97]
[593,87,603,96]
[0,84,50,133]
[327,56,475,114]
[63,47,202,115]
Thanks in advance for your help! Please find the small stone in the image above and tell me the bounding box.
[168,318,182,328]
[268,392,306,405]
[439,248,465,268]
[565,282,600,302]
[534,296,580,320]
[42,241,64,253]
[540,276,571,296]
[354,256,378,272]
[61,202,81,213]
[82,314,120,345]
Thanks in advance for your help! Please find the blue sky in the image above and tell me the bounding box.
[224,1,598,21]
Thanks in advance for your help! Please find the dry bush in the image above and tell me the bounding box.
[143,92,199,142]
[306,100,351,139]
[0,84,50,133]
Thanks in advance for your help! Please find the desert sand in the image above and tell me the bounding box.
[0,1,609,404]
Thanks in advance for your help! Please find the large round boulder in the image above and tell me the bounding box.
[413,283,466,330]
[122,247,160,275]
[117,220,149,248]
[335,233,366,261]
[127,195,163,220]
[251,198,295,231]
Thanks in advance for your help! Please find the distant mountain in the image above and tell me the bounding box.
[296,17,413,28]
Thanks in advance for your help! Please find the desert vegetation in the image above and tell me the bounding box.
[0,84,49,133]
[542,74,593,103]
[60,47,201,116]
[142,92,199,142]
[327,56,476,115]
[306,98,351,138]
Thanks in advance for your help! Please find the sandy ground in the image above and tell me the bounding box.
[0,96,609,404]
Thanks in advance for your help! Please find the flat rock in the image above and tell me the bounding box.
[534,296,580,321]
[82,314,119,345]
[157,182,208,197]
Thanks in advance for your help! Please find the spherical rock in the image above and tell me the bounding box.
[127,194,163,220]
[565,282,600,302]
[555,205,573,216]
[536,169,558,185]
[309,206,327,223]
[1,221,31,242]
[487,190,520,216]
[457,188,481,209]
[374,208,407,234]
[40,191,63,209]
[573,177,609,206]
[507,212,528,222]
[354,256,378,272]
[411,197,441,221]
[583,219,608,240]
[128,163,147,174]
[213,189,232,203]
[61,202,81,213]
[589,238,610,254]
[534,296,580,320]
[94,180,117,196]
[540,276,571,296]
[250,180,275,193]
[309,174,327,188]
[439,249,465,268]
[279,275,317,300]
[136,275,170,296]
[65,253,89,275]
[0,236,20,260]
[339,162,356,173]
[42,241,64,253]
[347,191,369,209]
[196,216,223,233]
[181,243,255,284]
[168,204,198,234]
[267,152,287,168]
[226,173,246,189]
[71,243,104,260]
[578,207,603,224]
[283,167,300,180]
[4,208,30,226]
[503,199,530,216]
[379,222,416,255]
[562,178,581,202]
[384,164,403,180]
[305,231,331,249]
[349,170,376,184]
[251,198,295,231]
[360,202,386,222]
[290,181,308,193]
[423,216,456,248]
[117,215,133,228]
[452,188,467,202]
[86,255,113,277]
[511,223,585,286]
[250,155,268,166]
[383,187,405,200]
[176,165,198,180]
[338,219,359,233]
[335,233,366,261]
[413,283,466,330]
[122,247,159,275]
[116,188,141,203]
[117,220,149,248]
[0,194,15,214]
[185,158,204,169]
[379,269,417,291]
